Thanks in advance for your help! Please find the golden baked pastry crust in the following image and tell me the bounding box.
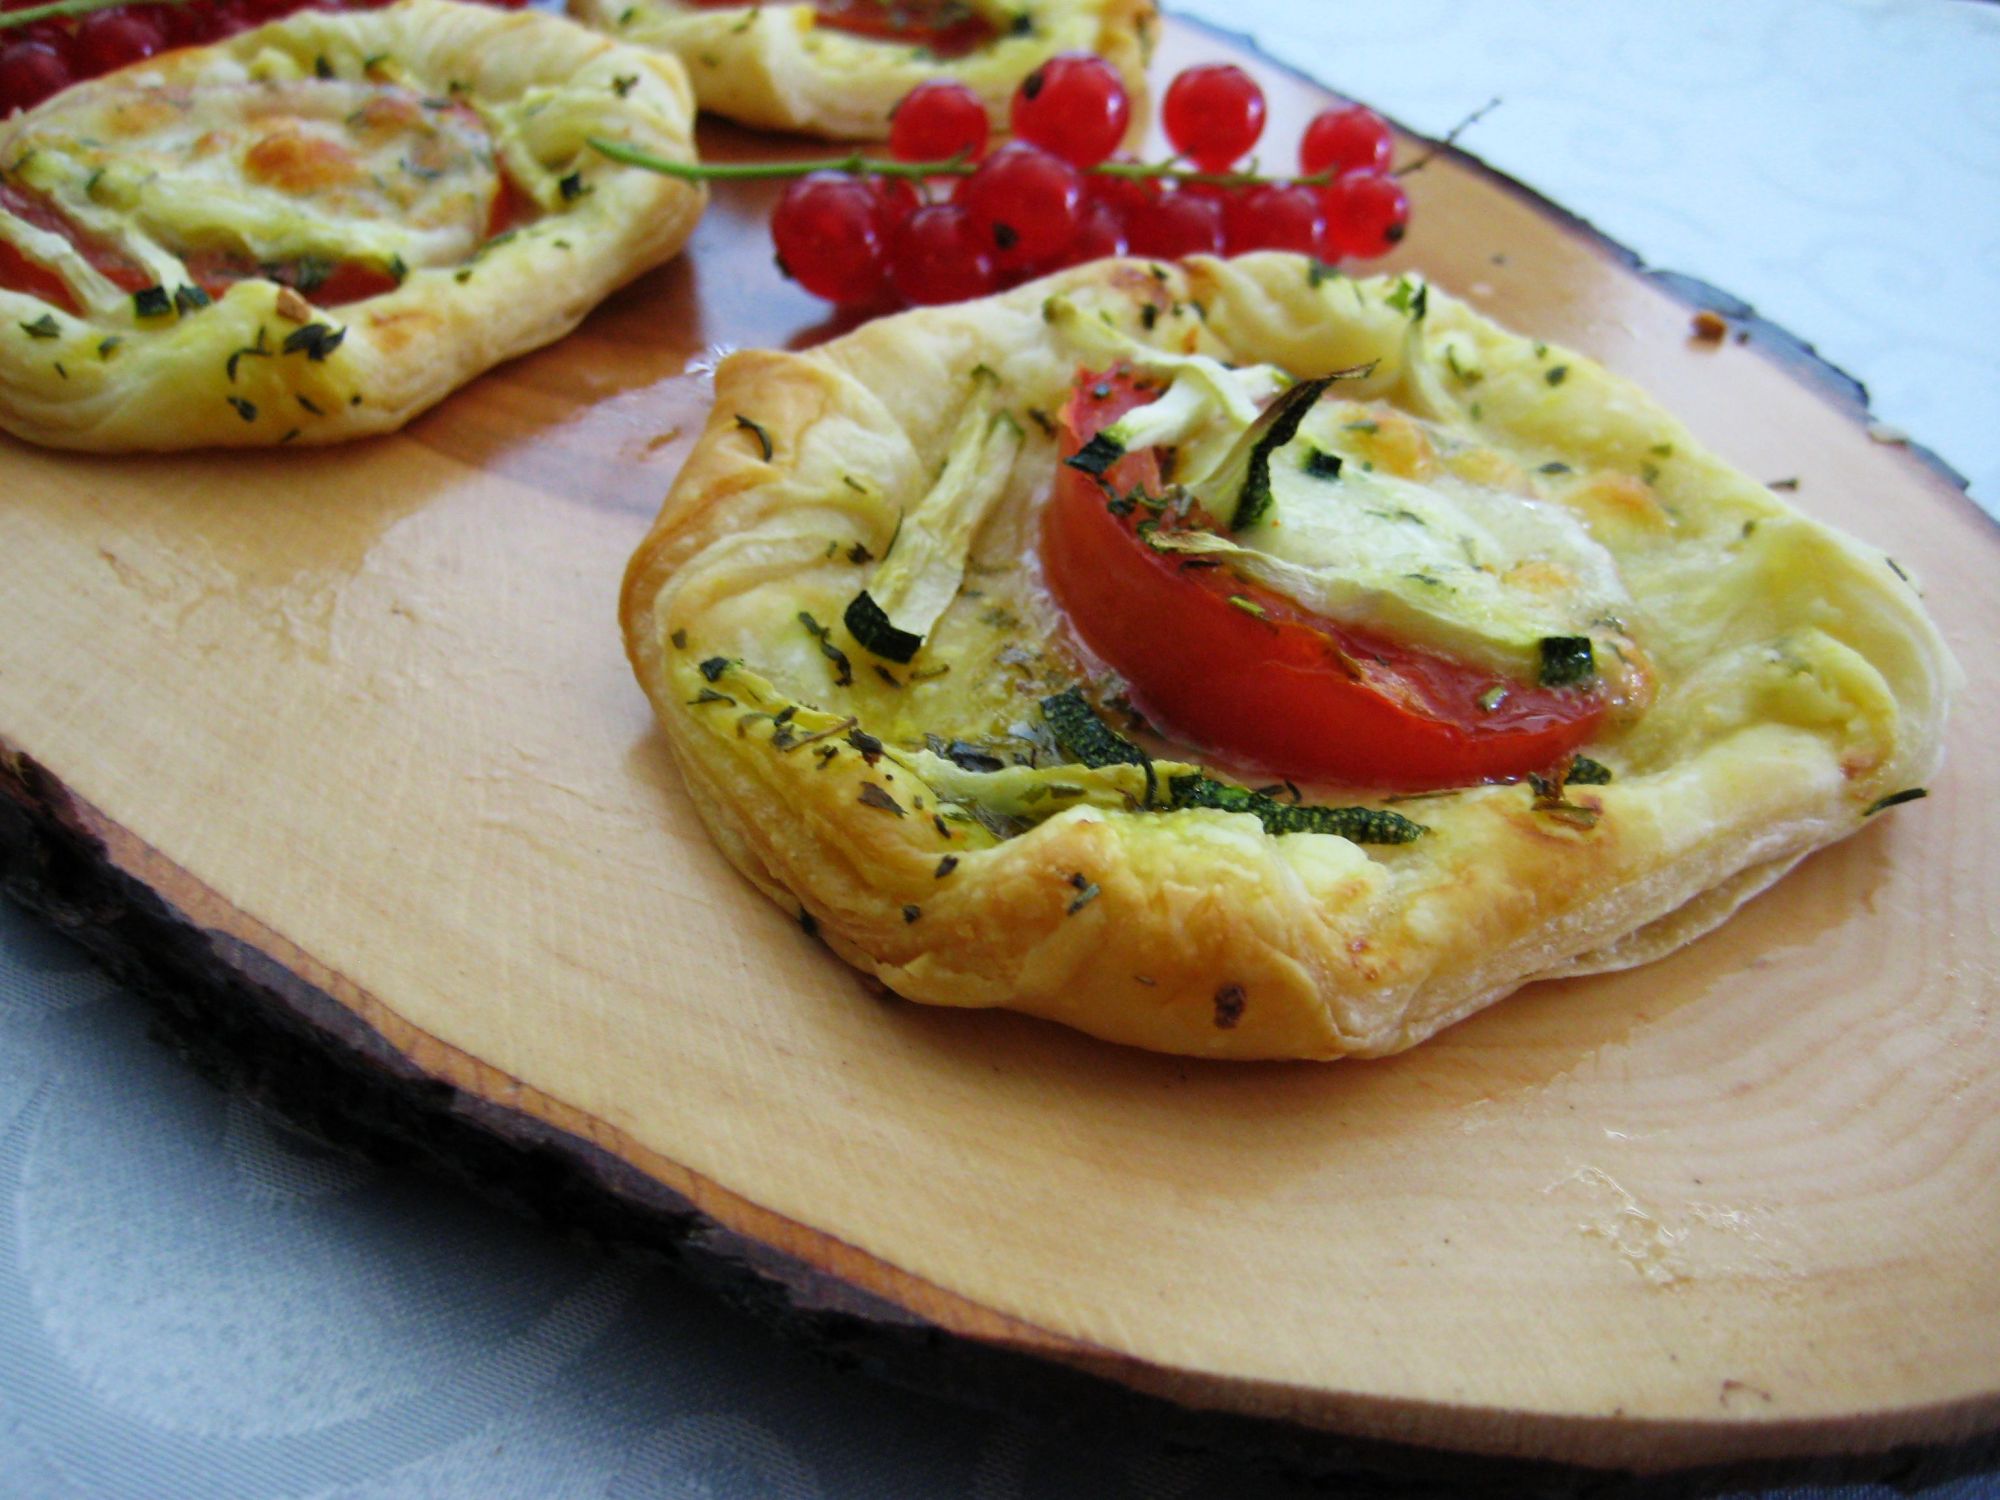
[0,0,704,451]
[621,254,1956,1060]
[569,0,1155,140]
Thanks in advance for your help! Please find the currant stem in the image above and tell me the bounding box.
[587,139,976,182]
[587,137,1337,190]
[0,0,198,31]
[1393,96,1502,178]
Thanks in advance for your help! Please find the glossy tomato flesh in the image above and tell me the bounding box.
[688,0,993,57]
[1040,367,1607,789]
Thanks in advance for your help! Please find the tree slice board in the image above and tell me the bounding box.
[3,18,1998,1484]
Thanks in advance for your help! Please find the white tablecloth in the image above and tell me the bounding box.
[3,2,1997,1494]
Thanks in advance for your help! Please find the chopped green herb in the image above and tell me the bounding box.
[697,656,731,682]
[297,394,324,416]
[1768,476,1800,492]
[1864,787,1927,816]
[735,413,773,460]
[902,904,921,923]
[612,74,639,97]
[1386,277,1428,321]
[1066,874,1100,915]
[226,395,257,423]
[133,286,172,319]
[670,628,688,649]
[387,254,408,284]
[689,689,734,706]
[934,855,959,878]
[226,326,270,383]
[1545,364,1569,386]
[1227,595,1267,618]
[19,314,58,340]
[1344,419,1379,434]
[1302,447,1343,481]
[558,170,591,202]
[1537,461,1572,475]
[1213,984,1246,1028]
[314,54,334,79]
[283,323,346,361]
[858,782,906,817]
[1538,635,1596,688]
[925,735,1006,774]
[173,284,211,315]
[1566,755,1613,785]
[1886,556,1910,583]
[97,336,121,359]
[794,613,852,686]
[1139,303,1159,330]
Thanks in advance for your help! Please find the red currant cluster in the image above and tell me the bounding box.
[771,57,1408,310]
[0,0,528,118]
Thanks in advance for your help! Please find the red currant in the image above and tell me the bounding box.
[1299,105,1393,179]
[958,141,1081,262]
[160,1,222,48]
[1124,188,1224,261]
[0,37,70,115]
[889,78,987,164]
[207,0,256,36]
[1224,182,1322,256]
[868,174,920,238]
[0,6,68,51]
[73,8,165,74]
[1161,64,1265,172]
[888,203,997,306]
[1322,169,1409,260]
[1010,51,1128,170]
[1067,198,1128,263]
[771,171,888,306]
[1086,153,1157,218]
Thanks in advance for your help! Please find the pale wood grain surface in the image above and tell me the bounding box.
[1,23,1995,1473]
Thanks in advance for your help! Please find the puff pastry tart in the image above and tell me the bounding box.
[622,255,1955,1060]
[0,0,704,451]
[569,0,1154,140]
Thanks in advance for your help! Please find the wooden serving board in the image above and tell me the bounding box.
[4,20,1999,1485]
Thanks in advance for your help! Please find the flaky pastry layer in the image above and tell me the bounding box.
[0,0,705,450]
[622,255,1955,1059]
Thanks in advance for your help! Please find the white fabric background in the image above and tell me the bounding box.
[2,2,1997,1495]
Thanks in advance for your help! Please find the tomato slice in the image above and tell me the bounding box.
[0,181,154,313]
[2,166,526,313]
[687,0,995,57]
[1041,368,1607,790]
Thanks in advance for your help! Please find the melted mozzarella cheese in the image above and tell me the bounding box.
[10,79,499,280]
[1233,402,1633,676]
